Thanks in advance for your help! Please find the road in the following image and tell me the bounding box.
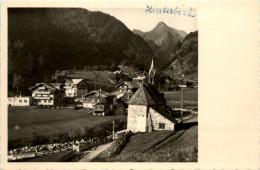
[78,142,113,162]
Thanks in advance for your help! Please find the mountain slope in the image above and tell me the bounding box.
[8,8,154,94]
[133,22,187,65]
[163,31,198,81]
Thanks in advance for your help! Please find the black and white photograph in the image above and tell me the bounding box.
[7,7,198,162]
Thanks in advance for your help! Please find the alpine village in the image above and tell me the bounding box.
[8,8,198,162]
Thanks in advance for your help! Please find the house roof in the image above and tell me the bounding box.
[61,78,87,85]
[150,105,177,123]
[82,89,109,98]
[29,82,58,91]
[116,81,140,89]
[117,93,129,102]
[127,83,166,105]
[72,79,85,85]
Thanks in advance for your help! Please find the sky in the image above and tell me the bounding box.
[88,8,197,34]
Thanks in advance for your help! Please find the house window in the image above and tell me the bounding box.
[48,100,51,103]
[24,99,27,103]
[159,123,165,129]
[44,100,47,103]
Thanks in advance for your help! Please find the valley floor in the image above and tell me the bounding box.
[8,106,119,149]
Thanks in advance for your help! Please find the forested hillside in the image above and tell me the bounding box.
[8,8,153,95]
[163,31,198,81]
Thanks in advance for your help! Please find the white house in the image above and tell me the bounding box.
[8,96,32,106]
[115,81,140,101]
[81,89,113,109]
[61,78,88,98]
[127,83,176,133]
[29,83,65,107]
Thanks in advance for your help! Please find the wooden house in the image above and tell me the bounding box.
[116,81,140,101]
[132,72,146,84]
[29,83,65,107]
[93,102,110,116]
[61,78,88,98]
[127,83,176,133]
[82,89,113,110]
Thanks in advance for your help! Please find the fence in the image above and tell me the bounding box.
[169,100,198,104]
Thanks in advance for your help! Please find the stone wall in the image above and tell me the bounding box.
[150,107,174,131]
[127,104,175,133]
[127,105,147,133]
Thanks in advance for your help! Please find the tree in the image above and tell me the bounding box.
[114,102,127,121]
[38,55,45,67]
[12,73,24,96]
[51,70,62,82]
[158,73,166,90]
[120,59,129,66]
[110,62,117,71]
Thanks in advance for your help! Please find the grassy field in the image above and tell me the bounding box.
[8,107,119,147]
[163,88,198,101]
[95,115,198,162]
[163,88,198,108]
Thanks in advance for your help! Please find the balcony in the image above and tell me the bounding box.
[34,91,51,94]
[34,96,51,100]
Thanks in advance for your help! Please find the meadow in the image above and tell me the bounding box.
[62,70,116,92]
[94,116,198,162]
[8,107,120,149]
[163,88,198,108]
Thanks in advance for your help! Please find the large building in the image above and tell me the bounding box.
[61,78,88,98]
[8,96,32,106]
[29,83,65,107]
[81,89,114,110]
[116,81,140,101]
[127,83,176,133]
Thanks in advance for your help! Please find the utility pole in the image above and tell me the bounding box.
[112,121,115,142]
[181,87,183,123]
[94,72,97,91]
[180,85,187,123]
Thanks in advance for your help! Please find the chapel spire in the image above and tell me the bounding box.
[148,57,156,85]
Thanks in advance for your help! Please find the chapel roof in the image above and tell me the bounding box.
[127,83,166,105]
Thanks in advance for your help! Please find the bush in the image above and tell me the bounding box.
[114,102,127,116]
[32,135,50,146]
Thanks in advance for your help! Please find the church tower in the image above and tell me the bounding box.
[148,58,156,85]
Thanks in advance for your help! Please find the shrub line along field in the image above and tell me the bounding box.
[8,106,121,149]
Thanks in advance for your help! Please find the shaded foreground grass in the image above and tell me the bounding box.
[94,123,198,162]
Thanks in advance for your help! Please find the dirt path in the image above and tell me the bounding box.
[78,142,113,162]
